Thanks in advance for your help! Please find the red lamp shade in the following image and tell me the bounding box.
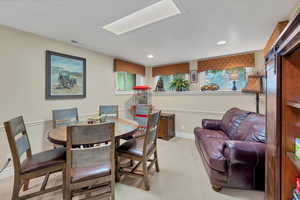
[133,85,151,90]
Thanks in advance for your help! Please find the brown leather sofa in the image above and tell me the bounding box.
[194,108,265,192]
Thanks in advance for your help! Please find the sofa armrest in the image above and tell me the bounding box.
[223,140,265,165]
[223,140,265,190]
[202,119,222,130]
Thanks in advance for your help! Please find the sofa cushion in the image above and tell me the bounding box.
[229,113,266,142]
[243,114,266,143]
[194,128,227,172]
[221,108,251,140]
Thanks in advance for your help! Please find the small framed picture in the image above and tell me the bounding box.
[190,70,198,83]
[46,50,86,99]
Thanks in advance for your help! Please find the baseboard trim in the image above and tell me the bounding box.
[0,167,13,180]
[176,132,195,140]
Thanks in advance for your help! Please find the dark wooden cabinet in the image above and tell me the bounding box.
[265,54,282,200]
[158,113,175,140]
[266,12,300,200]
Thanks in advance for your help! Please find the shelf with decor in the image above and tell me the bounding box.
[287,152,300,171]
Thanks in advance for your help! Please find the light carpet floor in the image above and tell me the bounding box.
[0,138,264,200]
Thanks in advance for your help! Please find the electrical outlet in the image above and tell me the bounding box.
[181,125,185,130]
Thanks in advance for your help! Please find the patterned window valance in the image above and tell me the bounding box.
[197,53,255,72]
[152,62,189,77]
[114,59,145,76]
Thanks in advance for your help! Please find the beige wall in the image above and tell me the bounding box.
[0,25,133,169]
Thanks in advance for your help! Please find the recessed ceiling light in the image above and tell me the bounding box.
[147,54,154,59]
[102,0,181,35]
[217,40,227,46]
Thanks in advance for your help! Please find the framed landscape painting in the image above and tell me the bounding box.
[46,50,86,99]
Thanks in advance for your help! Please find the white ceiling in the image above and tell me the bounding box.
[0,0,296,66]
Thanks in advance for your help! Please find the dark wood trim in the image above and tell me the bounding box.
[263,21,289,56]
[265,54,282,200]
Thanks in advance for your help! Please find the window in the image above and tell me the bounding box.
[116,72,136,91]
[116,72,144,92]
[201,67,251,90]
[156,73,188,91]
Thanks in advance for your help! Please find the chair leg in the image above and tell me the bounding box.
[111,192,115,200]
[23,179,30,191]
[63,169,66,200]
[130,159,134,167]
[111,181,115,200]
[142,160,150,191]
[154,150,160,173]
[64,171,71,200]
[64,188,71,200]
[12,175,21,200]
[40,173,50,191]
[115,154,120,182]
[212,184,222,192]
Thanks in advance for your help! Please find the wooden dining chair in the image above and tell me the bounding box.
[132,104,151,138]
[65,122,115,200]
[4,116,66,200]
[52,107,79,128]
[116,111,161,191]
[99,105,119,118]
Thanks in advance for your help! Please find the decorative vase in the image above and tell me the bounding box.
[232,80,237,91]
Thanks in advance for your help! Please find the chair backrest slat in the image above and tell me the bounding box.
[15,135,30,157]
[134,104,151,128]
[144,111,161,154]
[52,108,79,128]
[69,123,114,145]
[8,116,26,137]
[67,122,115,171]
[99,105,118,117]
[72,146,111,168]
[4,116,32,171]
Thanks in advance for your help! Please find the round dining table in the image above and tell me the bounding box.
[48,117,139,146]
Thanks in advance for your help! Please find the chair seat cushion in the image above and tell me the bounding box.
[21,147,65,174]
[71,163,111,183]
[117,138,153,157]
[194,129,227,172]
